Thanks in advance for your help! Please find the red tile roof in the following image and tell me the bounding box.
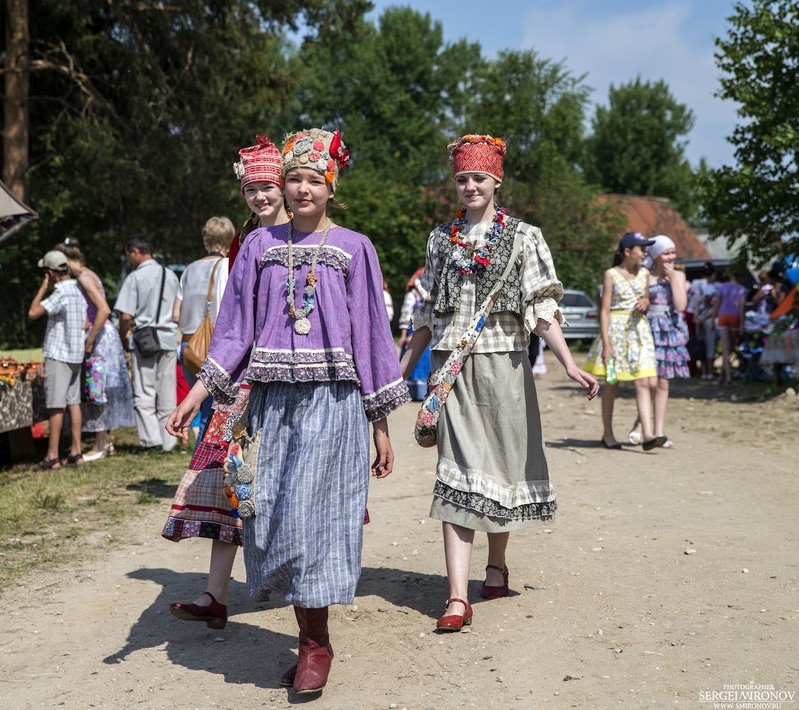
[598,194,710,259]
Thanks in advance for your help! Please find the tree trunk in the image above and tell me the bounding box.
[3,0,30,203]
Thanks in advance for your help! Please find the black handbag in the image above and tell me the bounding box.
[133,266,166,357]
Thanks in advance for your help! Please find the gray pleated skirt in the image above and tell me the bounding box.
[243,380,369,608]
[430,351,556,532]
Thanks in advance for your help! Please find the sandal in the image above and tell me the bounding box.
[660,438,674,449]
[36,457,62,470]
[65,453,85,467]
[642,435,667,451]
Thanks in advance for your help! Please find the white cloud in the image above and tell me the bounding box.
[520,1,738,167]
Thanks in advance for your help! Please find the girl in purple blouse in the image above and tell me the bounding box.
[167,128,409,695]
[710,272,748,385]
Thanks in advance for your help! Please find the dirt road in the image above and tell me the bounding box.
[2,359,797,709]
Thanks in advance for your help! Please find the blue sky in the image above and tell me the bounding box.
[367,0,743,169]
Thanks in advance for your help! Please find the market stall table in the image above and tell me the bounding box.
[760,330,799,367]
[0,380,47,461]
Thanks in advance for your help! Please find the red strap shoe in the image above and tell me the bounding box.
[480,564,509,599]
[435,597,473,632]
[169,591,228,629]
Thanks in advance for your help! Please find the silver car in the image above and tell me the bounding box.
[559,289,599,341]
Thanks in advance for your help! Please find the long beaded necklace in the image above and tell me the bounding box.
[285,219,331,335]
[449,204,507,274]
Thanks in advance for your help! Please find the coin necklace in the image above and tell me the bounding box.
[286,219,331,335]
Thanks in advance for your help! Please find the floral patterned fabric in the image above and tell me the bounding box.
[584,268,657,381]
[647,282,690,379]
[81,321,136,432]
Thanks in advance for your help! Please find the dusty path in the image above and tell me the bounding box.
[2,358,797,709]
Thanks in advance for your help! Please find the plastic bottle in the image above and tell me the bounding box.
[605,356,618,385]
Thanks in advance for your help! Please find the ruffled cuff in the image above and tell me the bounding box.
[363,378,411,422]
[411,301,434,331]
[198,357,239,405]
[524,298,567,337]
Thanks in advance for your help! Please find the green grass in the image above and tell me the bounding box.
[0,427,188,591]
[0,348,43,362]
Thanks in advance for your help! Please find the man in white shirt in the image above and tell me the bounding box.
[115,236,179,452]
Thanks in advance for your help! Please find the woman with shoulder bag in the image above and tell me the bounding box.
[400,134,598,633]
[172,217,232,439]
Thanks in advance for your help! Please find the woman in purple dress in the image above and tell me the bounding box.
[629,235,689,448]
[166,128,409,695]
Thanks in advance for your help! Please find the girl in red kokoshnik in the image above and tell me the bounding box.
[401,135,598,632]
[163,135,289,630]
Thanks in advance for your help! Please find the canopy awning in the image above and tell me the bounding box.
[0,180,38,246]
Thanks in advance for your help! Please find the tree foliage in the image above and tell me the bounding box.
[3,2,636,346]
[701,0,799,264]
[292,7,481,302]
[1,0,369,346]
[295,7,481,185]
[584,78,696,219]
[462,50,622,292]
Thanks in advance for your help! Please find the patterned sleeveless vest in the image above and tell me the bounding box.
[431,216,523,316]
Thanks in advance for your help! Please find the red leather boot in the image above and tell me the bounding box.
[279,606,305,687]
[292,606,334,693]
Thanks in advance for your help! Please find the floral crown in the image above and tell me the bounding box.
[281,128,350,190]
[447,134,506,155]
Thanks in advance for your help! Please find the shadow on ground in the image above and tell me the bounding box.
[103,567,294,690]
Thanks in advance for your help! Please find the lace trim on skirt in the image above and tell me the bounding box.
[433,480,556,522]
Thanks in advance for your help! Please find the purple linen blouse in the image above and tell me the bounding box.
[199,224,410,421]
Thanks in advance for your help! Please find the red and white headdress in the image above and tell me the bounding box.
[234,134,282,191]
[448,134,506,184]
[281,128,350,192]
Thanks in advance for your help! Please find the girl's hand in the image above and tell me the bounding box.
[166,399,200,440]
[634,297,649,312]
[165,381,208,439]
[371,419,394,479]
[566,364,600,400]
[601,344,615,365]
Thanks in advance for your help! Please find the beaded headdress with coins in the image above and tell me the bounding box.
[281,128,350,191]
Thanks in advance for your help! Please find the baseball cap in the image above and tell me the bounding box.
[617,232,656,251]
[38,250,69,271]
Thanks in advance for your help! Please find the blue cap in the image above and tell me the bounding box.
[618,232,655,251]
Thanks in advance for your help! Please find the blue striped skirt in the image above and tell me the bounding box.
[243,380,369,608]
